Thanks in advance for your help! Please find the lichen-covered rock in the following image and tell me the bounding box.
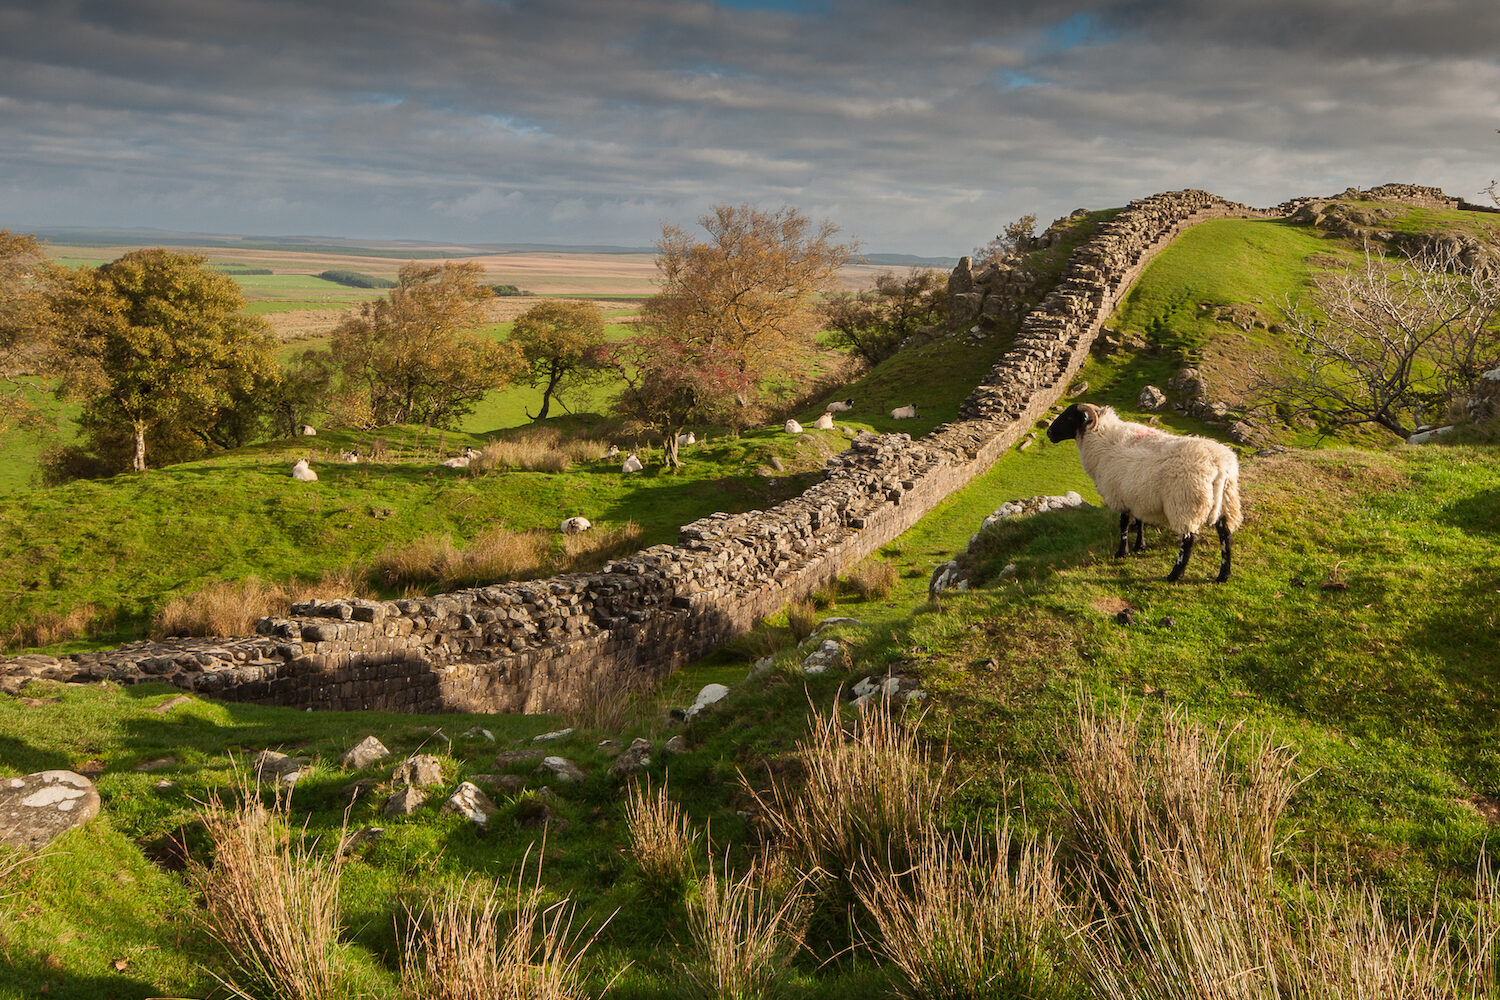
[538,757,586,783]
[0,771,101,848]
[441,782,499,825]
[393,754,444,789]
[339,736,391,771]
[384,785,426,817]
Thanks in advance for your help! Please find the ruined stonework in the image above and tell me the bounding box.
[0,186,1445,715]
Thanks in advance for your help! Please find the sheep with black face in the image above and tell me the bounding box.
[1046,403,1242,583]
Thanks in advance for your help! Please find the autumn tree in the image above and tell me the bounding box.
[611,337,752,469]
[509,299,608,420]
[820,267,948,367]
[0,231,62,433]
[639,204,858,387]
[1242,238,1500,439]
[52,248,280,473]
[330,261,522,428]
[973,213,1038,267]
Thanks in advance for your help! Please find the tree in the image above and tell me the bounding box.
[1242,239,1500,439]
[330,261,522,428]
[509,299,608,420]
[640,204,858,386]
[973,213,1038,267]
[0,231,62,433]
[820,268,948,367]
[53,248,280,473]
[612,337,752,469]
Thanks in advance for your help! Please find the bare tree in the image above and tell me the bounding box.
[1242,239,1500,439]
[820,268,947,367]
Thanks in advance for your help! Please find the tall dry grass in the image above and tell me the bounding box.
[189,780,353,1000]
[154,569,374,638]
[371,527,551,590]
[747,700,949,889]
[841,558,898,601]
[560,520,644,573]
[470,428,615,475]
[681,848,811,1000]
[2,602,100,650]
[625,780,701,896]
[1061,698,1496,1000]
[400,851,599,1000]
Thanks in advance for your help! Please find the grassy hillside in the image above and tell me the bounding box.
[5,206,1499,998]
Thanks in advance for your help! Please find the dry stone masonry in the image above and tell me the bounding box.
[1,186,1472,715]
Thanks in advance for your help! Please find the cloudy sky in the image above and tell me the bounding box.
[2,0,1497,257]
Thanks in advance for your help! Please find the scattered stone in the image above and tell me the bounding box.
[339,735,392,770]
[340,827,386,855]
[801,639,844,675]
[461,727,495,743]
[596,739,621,757]
[1157,616,1177,629]
[154,779,177,791]
[685,683,729,719]
[0,771,101,848]
[533,727,575,743]
[469,773,526,795]
[133,756,177,773]
[815,617,862,630]
[851,674,925,707]
[1116,608,1138,626]
[929,560,969,597]
[494,749,545,768]
[409,727,452,750]
[149,695,194,714]
[1138,385,1168,411]
[608,739,653,779]
[393,753,444,789]
[750,655,775,676]
[1069,380,1090,395]
[1407,425,1456,445]
[383,785,426,817]
[663,735,687,754]
[538,757,586,783]
[252,750,306,786]
[516,797,560,830]
[442,782,499,826]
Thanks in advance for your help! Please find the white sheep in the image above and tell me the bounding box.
[442,455,470,469]
[338,449,359,464]
[890,404,918,419]
[826,398,854,413]
[676,431,696,447]
[1045,402,1242,583]
[813,412,835,430]
[622,452,643,473]
[606,444,620,458]
[785,419,803,434]
[560,516,592,534]
[299,424,317,436]
[290,458,317,482]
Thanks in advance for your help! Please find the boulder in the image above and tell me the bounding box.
[0,771,101,849]
[1138,385,1168,411]
[383,785,426,817]
[441,782,499,826]
[608,739,653,779]
[685,683,729,719]
[538,757,586,783]
[252,750,306,786]
[392,753,444,789]
[339,735,391,771]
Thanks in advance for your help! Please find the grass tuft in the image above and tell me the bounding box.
[625,780,701,896]
[680,847,811,1000]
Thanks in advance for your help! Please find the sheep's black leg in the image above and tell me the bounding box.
[1215,517,1233,583]
[1116,512,1132,558]
[1167,532,1195,582]
[1132,518,1145,553]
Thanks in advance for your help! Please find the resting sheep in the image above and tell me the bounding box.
[442,455,470,469]
[560,516,592,534]
[785,419,803,434]
[1046,403,1241,583]
[606,444,620,458]
[825,398,854,413]
[338,449,359,464]
[622,452,643,473]
[299,424,317,437]
[676,431,696,447]
[290,458,317,482]
[890,404,918,420]
[813,412,835,430]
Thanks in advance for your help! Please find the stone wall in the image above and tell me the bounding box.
[1,189,1275,713]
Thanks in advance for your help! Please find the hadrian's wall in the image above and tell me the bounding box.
[1,189,1274,713]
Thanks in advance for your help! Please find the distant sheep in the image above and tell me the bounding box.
[825,398,854,413]
[442,455,470,469]
[560,516,592,534]
[299,425,317,436]
[290,458,317,482]
[785,419,803,434]
[676,431,696,447]
[338,449,359,464]
[622,452,643,473]
[606,444,620,458]
[813,412,835,430]
[1046,402,1242,583]
[890,404,918,420]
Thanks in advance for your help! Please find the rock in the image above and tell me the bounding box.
[538,757,586,783]
[0,771,101,848]
[149,695,194,714]
[608,739,652,779]
[1407,425,1456,445]
[1116,608,1137,626]
[494,749,545,767]
[1138,385,1168,411]
[664,735,687,754]
[801,639,844,675]
[383,785,426,817]
[851,674,925,707]
[252,750,305,786]
[469,773,526,795]
[532,727,575,743]
[750,655,776,676]
[441,782,499,825]
[685,683,729,719]
[133,756,177,772]
[815,617,862,630]
[461,727,495,743]
[392,753,444,789]
[340,827,386,855]
[1157,617,1177,629]
[516,797,560,830]
[339,735,391,771]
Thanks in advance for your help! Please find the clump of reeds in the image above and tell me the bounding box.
[854,819,1079,1000]
[625,780,701,896]
[371,527,551,590]
[841,558,898,601]
[2,602,100,650]
[680,847,811,1000]
[470,428,615,475]
[783,600,819,642]
[400,850,598,1000]
[154,568,373,638]
[188,779,352,1000]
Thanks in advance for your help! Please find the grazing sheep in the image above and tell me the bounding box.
[825,398,854,413]
[463,446,481,459]
[890,404,918,420]
[560,516,592,534]
[290,458,317,482]
[338,449,359,464]
[622,452,643,473]
[785,419,803,434]
[299,424,317,436]
[813,412,835,430]
[676,431,696,447]
[606,444,620,458]
[1045,402,1242,583]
